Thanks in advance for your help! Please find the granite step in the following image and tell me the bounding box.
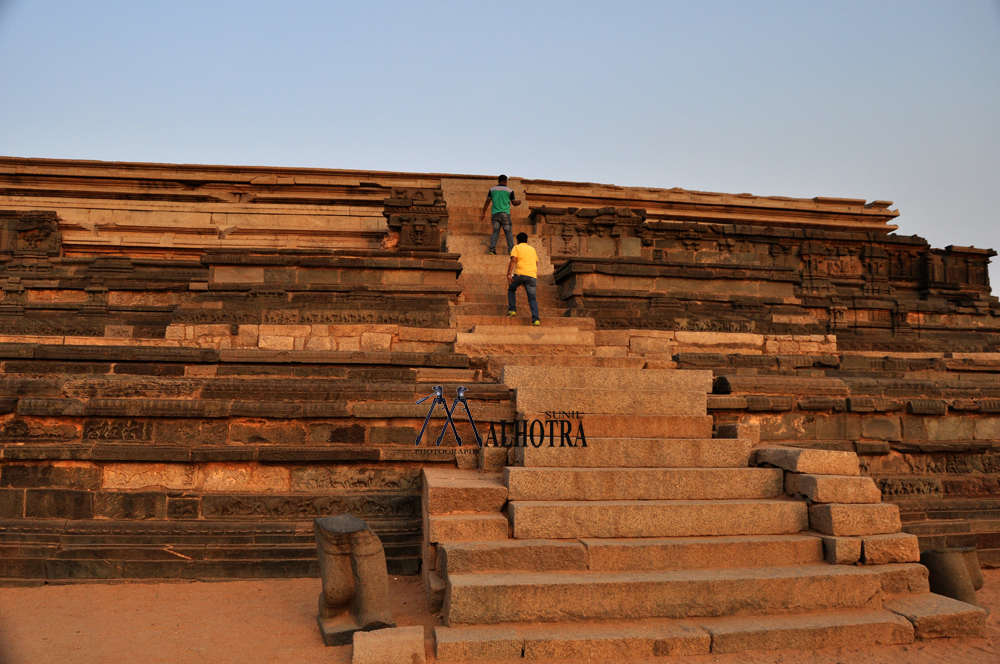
[442,564,883,625]
[504,467,784,501]
[466,325,590,338]
[512,436,749,468]
[453,315,594,331]
[483,355,645,379]
[459,291,563,306]
[508,498,808,539]
[456,343,594,357]
[500,365,713,392]
[434,608,916,660]
[437,534,824,577]
[451,303,568,317]
[513,386,706,416]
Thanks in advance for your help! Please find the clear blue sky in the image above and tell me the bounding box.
[1,1,997,273]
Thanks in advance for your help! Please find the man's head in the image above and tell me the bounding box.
[498,175,508,185]
[516,232,528,244]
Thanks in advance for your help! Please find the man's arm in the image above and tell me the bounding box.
[481,195,492,220]
[507,256,517,284]
[511,191,521,207]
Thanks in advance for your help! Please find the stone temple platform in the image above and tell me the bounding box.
[0,157,997,656]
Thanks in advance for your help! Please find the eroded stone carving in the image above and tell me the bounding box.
[314,513,395,646]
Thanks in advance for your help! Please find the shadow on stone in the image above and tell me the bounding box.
[315,513,395,646]
[920,547,986,610]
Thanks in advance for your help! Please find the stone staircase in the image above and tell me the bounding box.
[422,367,987,660]
[444,206,650,379]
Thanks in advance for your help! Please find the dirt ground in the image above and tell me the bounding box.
[1,571,999,664]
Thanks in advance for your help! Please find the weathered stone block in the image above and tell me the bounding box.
[809,503,901,537]
[821,536,862,565]
[861,416,901,442]
[785,474,881,504]
[352,626,425,664]
[94,491,166,520]
[230,422,307,445]
[0,487,24,518]
[756,447,860,476]
[862,533,920,565]
[1,462,102,490]
[103,463,196,490]
[885,593,987,639]
[200,464,291,492]
[974,417,1000,440]
[815,415,861,440]
[360,333,392,352]
[24,488,94,519]
[434,625,522,662]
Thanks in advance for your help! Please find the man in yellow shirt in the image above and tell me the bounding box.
[506,232,540,326]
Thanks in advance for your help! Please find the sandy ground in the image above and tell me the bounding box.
[0,571,998,664]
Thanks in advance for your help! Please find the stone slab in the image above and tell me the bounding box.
[421,468,507,514]
[514,387,706,417]
[785,474,882,504]
[885,593,988,639]
[514,437,751,469]
[700,609,913,653]
[504,467,783,501]
[821,536,862,565]
[809,503,901,537]
[757,446,860,476]
[427,514,508,543]
[352,625,425,664]
[862,533,921,565]
[584,534,824,572]
[877,563,931,594]
[444,564,882,625]
[508,499,808,539]
[438,540,588,576]
[501,366,713,393]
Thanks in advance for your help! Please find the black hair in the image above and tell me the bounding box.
[516,232,528,243]
[498,174,507,183]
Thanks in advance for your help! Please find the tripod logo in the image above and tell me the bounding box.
[415,386,483,447]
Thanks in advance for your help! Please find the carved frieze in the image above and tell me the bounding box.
[0,211,62,257]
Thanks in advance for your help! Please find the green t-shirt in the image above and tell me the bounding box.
[488,185,515,215]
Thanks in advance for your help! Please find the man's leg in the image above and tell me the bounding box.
[507,275,521,314]
[500,214,514,253]
[489,214,502,253]
[524,277,540,322]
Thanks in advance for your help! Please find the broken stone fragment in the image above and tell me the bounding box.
[315,513,395,646]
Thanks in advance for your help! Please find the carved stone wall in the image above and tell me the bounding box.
[531,207,998,351]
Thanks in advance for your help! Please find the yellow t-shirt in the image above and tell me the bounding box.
[509,243,538,279]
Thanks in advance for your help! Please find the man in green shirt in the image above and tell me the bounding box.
[480,174,521,255]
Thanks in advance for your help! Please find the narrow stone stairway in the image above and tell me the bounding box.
[422,367,987,660]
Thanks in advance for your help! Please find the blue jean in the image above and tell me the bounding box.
[508,275,539,321]
[490,213,513,253]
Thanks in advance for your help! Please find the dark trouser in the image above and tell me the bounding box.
[507,275,539,321]
[490,212,513,253]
